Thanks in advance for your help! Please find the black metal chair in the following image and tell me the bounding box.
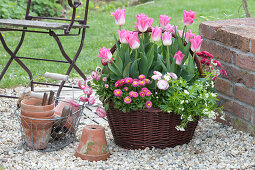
[0,0,90,99]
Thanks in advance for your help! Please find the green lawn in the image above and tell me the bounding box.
[0,0,254,88]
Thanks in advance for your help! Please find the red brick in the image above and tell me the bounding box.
[222,63,255,88]
[251,38,255,54]
[215,78,233,97]
[236,54,255,71]
[223,99,252,122]
[215,26,251,52]
[234,85,255,106]
[201,39,233,63]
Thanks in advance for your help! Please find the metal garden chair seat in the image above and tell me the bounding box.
[0,0,90,99]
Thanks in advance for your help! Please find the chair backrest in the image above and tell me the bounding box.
[25,0,89,25]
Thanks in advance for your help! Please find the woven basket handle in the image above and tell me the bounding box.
[110,28,204,77]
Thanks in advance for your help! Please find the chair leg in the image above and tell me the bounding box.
[0,31,34,91]
[50,30,87,101]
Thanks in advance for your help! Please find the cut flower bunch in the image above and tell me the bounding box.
[84,9,227,130]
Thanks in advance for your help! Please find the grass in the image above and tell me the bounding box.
[0,0,255,88]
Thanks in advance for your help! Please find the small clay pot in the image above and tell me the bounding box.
[54,99,80,132]
[20,97,55,150]
[21,115,54,150]
[21,98,54,113]
[21,109,54,118]
[75,125,110,161]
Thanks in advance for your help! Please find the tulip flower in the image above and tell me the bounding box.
[174,51,185,65]
[190,35,203,52]
[80,96,88,102]
[151,26,162,42]
[136,13,153,32]
[151,71,162,80]
[125,32,140,50]
[165,24,177,33]
[162,32,172,46]
[160,15,171,28]
[97,47,113,63]
[183,10,195,26]
[185,30,195,42]
[117,29,129,44]
[111,9,126,26]
[96,107,106,118]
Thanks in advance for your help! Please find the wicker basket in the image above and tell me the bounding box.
[107,102,198,149]
[107,28,202,149]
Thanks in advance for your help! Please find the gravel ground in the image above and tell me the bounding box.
[1,88,255,169]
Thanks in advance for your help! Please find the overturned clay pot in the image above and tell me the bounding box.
[75,125,110,161]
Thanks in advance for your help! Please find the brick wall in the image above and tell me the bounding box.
[199,18,255,136]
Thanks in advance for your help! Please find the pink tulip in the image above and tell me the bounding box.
[174,51,185,65]
[118,29,129,44]
[190,35,203,52]
[183,10,195,26]
[160,15,171,28]
[151,26,162,42]
[162,32,172,46]
[125,32,140,50]
[185,30,195,42]
[111,9,126,26]
[96,107,106,118]
[97,47,112,62]
[165,24,177,33]
[136,13,153,32]
[88,96,95,105]
[157,80,169,90]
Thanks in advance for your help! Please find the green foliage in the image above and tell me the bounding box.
[159,75,222,129]
[0,0,63,19]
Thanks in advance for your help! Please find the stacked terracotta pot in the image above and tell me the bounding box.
[20,98,55,150]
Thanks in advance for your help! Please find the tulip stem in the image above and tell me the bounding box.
[182,26,187,43]
[167,46,171,70]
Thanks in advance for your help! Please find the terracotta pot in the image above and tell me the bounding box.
[21,115,54,150]
[20,98,55,150]
[54,99,80,132]
[21,98,54,113]
[75,125,110,161]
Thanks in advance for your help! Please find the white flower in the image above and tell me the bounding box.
[163,74,171,81]
[181,114,184,119]
[157,80,169,90]
[205,93,209,98]
[184,90,189,95]
[180,100,184,104]
[211,93,217,97]
[175,126,185,131]
[211,81,215,88]
[188,115,193,121]
[211,59,217,66]
[185,100,189,103]
[180,108,184,111]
